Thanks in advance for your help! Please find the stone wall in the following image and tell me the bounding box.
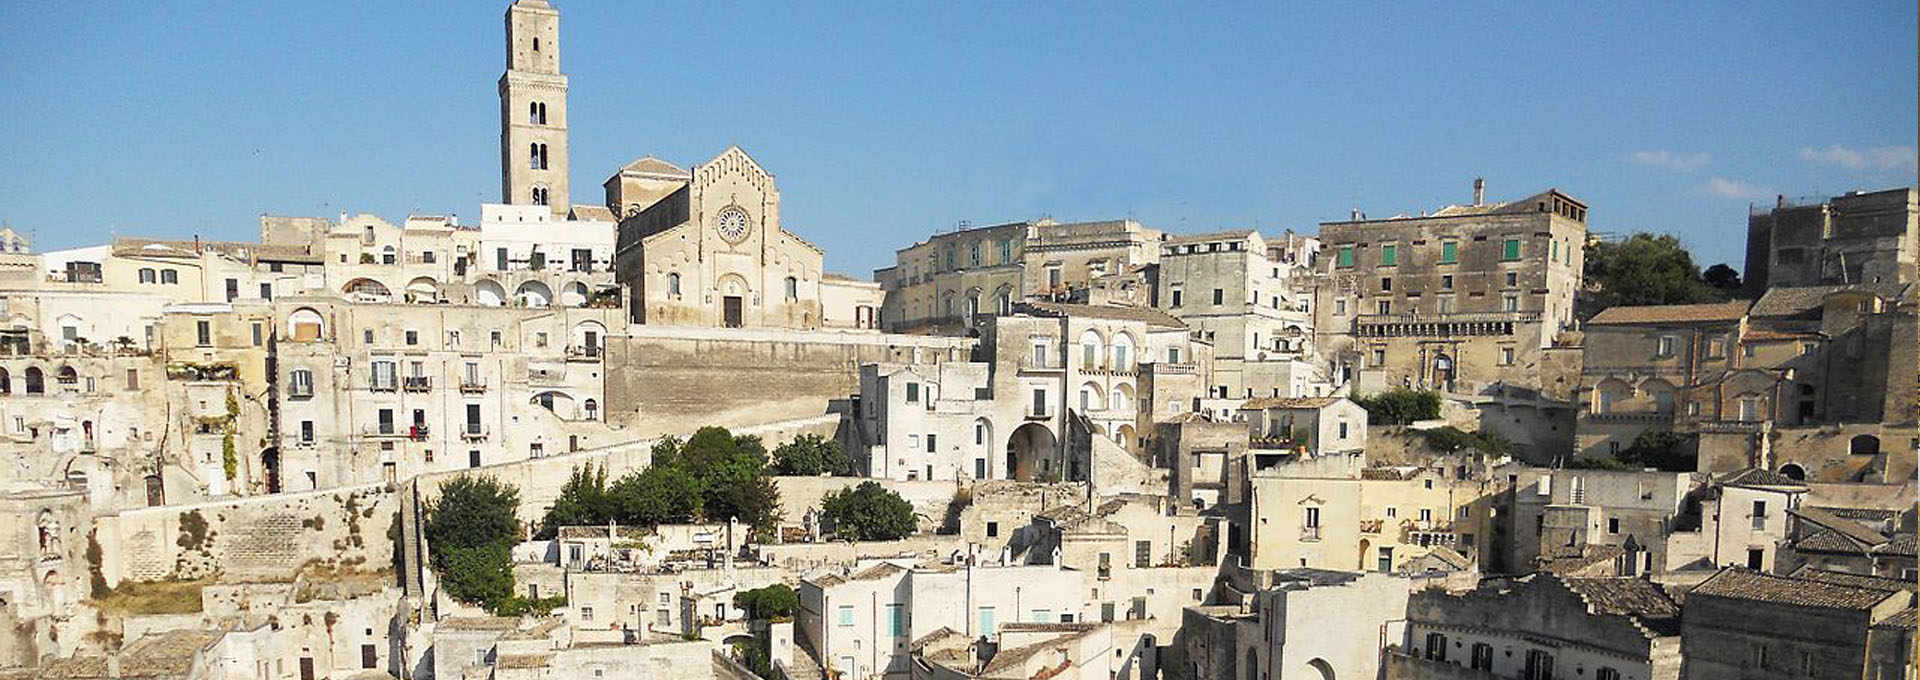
[772,476,963,528]
[94,483,396,586]
[603,325,972,438]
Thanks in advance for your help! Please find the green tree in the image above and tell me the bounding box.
[1415,426,1511,458]
[733,583,799,620]
[1351,389,1441,425]
[425,475,521,608]
[1618,429,1696,472]
[667,427,781,530]
[1700,263,1742,295]
[609,463,705,526]
[536,463,613,539]
[1581,233,1726,318]
[771,434,851,476]
[821,481,916,541]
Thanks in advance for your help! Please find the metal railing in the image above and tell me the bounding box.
[403,376,432,392]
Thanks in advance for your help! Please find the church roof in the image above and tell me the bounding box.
[568,204,617,222]
[616,155,690,178]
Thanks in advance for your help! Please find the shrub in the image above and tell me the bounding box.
[733,583,799,620]
[1352,389,1441,425]
[821,481,916,541]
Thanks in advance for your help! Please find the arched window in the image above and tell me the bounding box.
[1079,330,1103,368]
[138,268,156,284]
[381,245,396,265]
[531,186,549,205]
[530,142,548,170]
[160,269,178,284]
[667,272,682,297]
[0,367,10,393]
[24,367,44,394]
[583,399,598,421]
[784,276,798,301]
[55,366,77,386]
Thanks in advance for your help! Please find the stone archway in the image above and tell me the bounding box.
[261,448,281,493]
[1006,422,1057,482]
[1778,463,1806,481]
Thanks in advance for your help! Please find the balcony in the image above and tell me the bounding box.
[1250,435,1308,451]
[1024,409,1051,421]
[459,380,487,394]
[79,439,97,454]
[1019,358,1064,373]
[408,425,430,442]
[369,380,398,393]
[1359,519,1384,534]
[566,345,603,361]
[1300,526,1322,542]
[361,424,403,438]
[403,376,432,393]
[1149,362,1198,376]
[287,384,314,400]
[460,426,489,442]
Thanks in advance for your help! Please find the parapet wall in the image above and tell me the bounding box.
[94,483,396,587]
[605,325,972,437]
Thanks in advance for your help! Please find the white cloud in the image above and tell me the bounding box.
[1704,177,1765,199]
[1798,144,1918,173]
[1629,149,1711,172]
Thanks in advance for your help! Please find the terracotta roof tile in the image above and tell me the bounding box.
[1787,566,1917,593]
[1564,577,1680,618]
[1020,301,1186,329]
[1240,396,1344,410]
[1587,301,1751,326]
[1691,568,1901,610]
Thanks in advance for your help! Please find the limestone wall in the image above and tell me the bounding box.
[603,325,972,438]
[772,476,963,527]
[94,483,396,586]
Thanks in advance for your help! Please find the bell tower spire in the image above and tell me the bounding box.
[499,0,570,215]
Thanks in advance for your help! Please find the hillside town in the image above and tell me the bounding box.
[1,2,1915,680]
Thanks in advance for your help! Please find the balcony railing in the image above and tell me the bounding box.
[79,439,97,454]
[1359,519,1384,534]
[566,345,602,361]
[1300,526,1321,541]
[403,376,432,392]
[362,424,402,438]
[408,425,430,441]
[460,426,489,442]
[370,380,398,393]
[287,384,314,399]
[1025,409,1051,420]
[1019,358,1064,372]
[459,380,487,394]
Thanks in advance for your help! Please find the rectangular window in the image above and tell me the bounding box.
[926,434,936,453]
[1551,240,1560,262]
[1440,241,1458,264]
[1170,289,1183,307]
[126,368,139,390]
[225,278,239,302]
[1134,540,1152,566]
[300,421,314,443]
[1380,244,1397,266]
[495,248,508,270]
[886,604,905,637]
[196,320,212,346]
[1212,289,1224,305]
[259,282,272,300]
[1031,389,1047,417]
[1502,238,1521,261]
[905,382,919,403]
[1336,246,1354,268]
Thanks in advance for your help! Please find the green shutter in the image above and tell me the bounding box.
[1337,246,1354,267]
[1381,244,1397,266]
[1440,241,1457,263]
[1503,239,1521,261]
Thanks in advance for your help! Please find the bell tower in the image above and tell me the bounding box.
[499,0,570,214]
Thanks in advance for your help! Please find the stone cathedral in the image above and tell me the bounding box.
[497,0,876,330]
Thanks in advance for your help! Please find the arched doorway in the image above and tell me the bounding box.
[1778,463,1806,481]
[1431,352,1454,389]
[1305,658,1335,680]
[261,448,281,493]
[144,474,164,507]
[1006,423,1057,482]
[1850,435,1881,457]
[1357,539,1371,572]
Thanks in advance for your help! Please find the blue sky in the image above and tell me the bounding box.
[2,1,1914,275]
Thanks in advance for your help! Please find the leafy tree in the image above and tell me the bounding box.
[1581,233,1726,317]
[1415,426,1511,458]
[771,434,851,476]
[535,462,613,539]
[733,583,799,620]
[1700,263,1742,294]
[1351,389,1441,425]
[821,481,916,541]
[667,427,781,530]
[425,475,521,608]
[610,462,704,526]
[1618,429,1696,472]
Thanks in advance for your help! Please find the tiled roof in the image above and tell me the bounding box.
[1787,566,1917,593]
[1878,607,1918,630]
[35,630,224,679]
[617,155,691,177]
[1587,301,1751,326]
[1720,467,1809,489]
[1564,577,1680,618]
[1795,528,1870,555]
[1789,506,1888,546]
[1360,466,1421,481]
[1240,396,1344,410]
[1536,543,1625,575]
[439,616,521,631]
[568,204,617,222]
[1690,568,1901,610]
[1749,283,1913,318]
[849,562,908,581]
[1874,533,1917,558]
[1164,229,1257,244]
[1020,301,1186,329]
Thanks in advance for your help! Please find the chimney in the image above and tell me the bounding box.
[1472,178,1486,206]
[1350,208,1362,221]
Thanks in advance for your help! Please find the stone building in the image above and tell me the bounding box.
[1175,569,1416,680]
[1247,461,1506,574]
[614,146,881,329]
[1152,230,1323,401]
[1781,507,1918,580]
[1388,574,1682,680]
[1502,468,1699,578]
[851,302,1209,483]
[498,0,573,215]
[1680,567,1915,680]
[874,219,1162,334]
[1742,187,1918,295]
[1575,301,1755,461]
[1315,183,1587,397]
